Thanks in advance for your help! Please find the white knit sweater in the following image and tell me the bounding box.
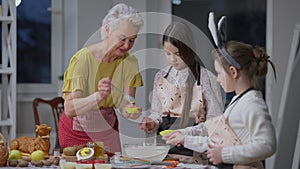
[183,90,277,164]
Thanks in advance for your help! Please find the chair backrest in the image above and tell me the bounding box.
[32,97,64,150]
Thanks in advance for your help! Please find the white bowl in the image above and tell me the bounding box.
[75,163,93,169]
[94,163,112,169]
[123,143,170,161]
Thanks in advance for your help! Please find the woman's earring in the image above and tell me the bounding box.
[105,24,110,38]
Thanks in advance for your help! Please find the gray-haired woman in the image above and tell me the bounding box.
[59,3,144,153]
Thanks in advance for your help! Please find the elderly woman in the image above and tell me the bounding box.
[58,3,144,153]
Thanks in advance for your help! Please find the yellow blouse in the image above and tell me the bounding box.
[62,48,143,108]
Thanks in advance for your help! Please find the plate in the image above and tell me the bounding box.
[76,147,94,160]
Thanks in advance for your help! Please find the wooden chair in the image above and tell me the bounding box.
[32,97,64,152]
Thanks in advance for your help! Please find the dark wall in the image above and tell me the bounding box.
[172,0,266,46]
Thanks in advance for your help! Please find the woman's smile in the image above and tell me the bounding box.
[118,48,127,54]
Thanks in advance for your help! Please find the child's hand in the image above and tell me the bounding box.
[161,130,178,140]
[139,117,155,132]
[207,144,223,165]
[162,131,184,146]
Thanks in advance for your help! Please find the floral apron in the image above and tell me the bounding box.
[156,77,207,163]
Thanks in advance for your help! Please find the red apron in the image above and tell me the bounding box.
[58,107,120,153]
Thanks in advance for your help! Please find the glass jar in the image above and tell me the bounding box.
[94,141,104,157]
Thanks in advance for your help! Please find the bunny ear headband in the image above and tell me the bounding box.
[208,12,241,69]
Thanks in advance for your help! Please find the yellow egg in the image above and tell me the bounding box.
[159,130,176,136]
[126,107,141,114]
[80,147,91,156]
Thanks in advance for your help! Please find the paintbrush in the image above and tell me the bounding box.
[111,83,135,104]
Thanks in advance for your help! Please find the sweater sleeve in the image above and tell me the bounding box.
[179,122,208,136]
[184,135,210,153]
[222,97,277,164]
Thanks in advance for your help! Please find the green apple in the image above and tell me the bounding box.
[31,150,45,161]
[126,107,141,114]
[159,130,176,136]
[8,150,22,160]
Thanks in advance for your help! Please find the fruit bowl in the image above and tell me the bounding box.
[123,143,170,161]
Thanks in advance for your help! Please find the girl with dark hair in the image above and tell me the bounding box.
[139,21,223,162]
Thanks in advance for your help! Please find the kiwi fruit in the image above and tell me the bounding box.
[63,146,78,156]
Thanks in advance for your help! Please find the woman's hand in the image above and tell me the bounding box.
[162,131,184,146]
[207,144,223,165]
[139,117,156,132]
[123,103,142,120]
[64,77,112,117]
[97,77,112,100]
[117,87,141,120]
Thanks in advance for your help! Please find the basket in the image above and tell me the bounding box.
[0,133,8,166]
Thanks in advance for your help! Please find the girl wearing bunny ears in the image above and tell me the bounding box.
[163,13,277,168]
[206,12,277,168]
